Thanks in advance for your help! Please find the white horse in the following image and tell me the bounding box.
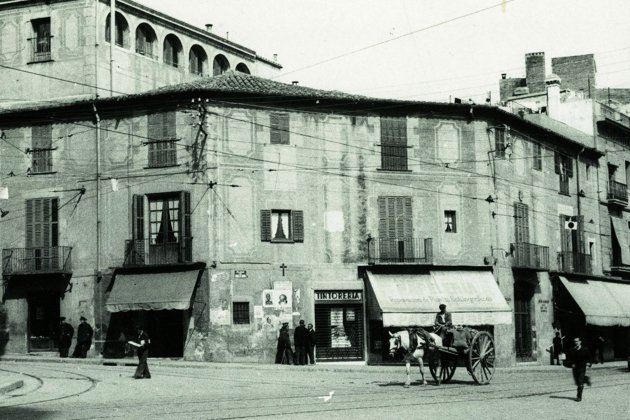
[388,329,442,388]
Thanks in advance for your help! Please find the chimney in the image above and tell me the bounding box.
[525,52,546,94]
[292,81,299,85]
[545,74,561,119]
[205,24,213,32]
[273,54,278,62]
[501,73,506,80]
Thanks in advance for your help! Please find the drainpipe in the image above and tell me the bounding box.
[92,103,102,346]
[109,0,115,96]
[94,0,99,97]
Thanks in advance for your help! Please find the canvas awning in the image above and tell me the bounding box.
[366,270,512,327]
[610,217,630,265]
[558,276,630,327]
[106,270,201,312]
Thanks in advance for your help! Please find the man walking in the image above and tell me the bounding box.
[294,320,308,365]
[568,336,592,402]
[133,326,151,379]
[306,323,316,365]
[58,317,74,358]
[72,316,93,358]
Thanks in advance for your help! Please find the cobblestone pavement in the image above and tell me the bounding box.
[0,360,628,419]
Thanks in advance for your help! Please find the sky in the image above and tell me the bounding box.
[141,0,630,103]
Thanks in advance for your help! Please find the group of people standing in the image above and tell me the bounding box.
[275,320,316,365]
[59,316,93,358]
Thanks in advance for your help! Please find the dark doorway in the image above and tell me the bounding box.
[28,292,60,351]
[514,281,535,362]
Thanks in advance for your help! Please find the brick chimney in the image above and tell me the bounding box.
[525,52,546,94]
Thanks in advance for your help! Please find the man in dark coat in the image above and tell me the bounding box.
[552,332,563,365]
[294,320,308,365]
[133,327,151,379]
[72,316,93,358]
[568,336,592,402]
[275,322,292,364]
[58,317,74,358]
[306,323,316,365]
[434,304,453,344]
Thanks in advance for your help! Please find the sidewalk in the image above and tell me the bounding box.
[1,353,626,375]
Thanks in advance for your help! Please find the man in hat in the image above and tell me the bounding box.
[72,316,93,358]
[58,317,74,358]
[434,304,453,344]
[133,326,151,379]
[275,322,292,364]
[294,320,308,365]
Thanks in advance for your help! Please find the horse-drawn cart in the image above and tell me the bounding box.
[428,328,496,385]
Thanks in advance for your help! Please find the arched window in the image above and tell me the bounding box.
[189,45,207,75]
[105,12,129,48]
[163,34,182,68]
[135,23,157,59]
[235,63,250,74]
[212,54,230,76]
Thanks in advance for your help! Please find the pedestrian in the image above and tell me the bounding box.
[594,335,605,364]
[434,304,453,344]
[552,332,564,365]
[275,322,293,364]
[568,336,592,402]
[132,326,151,379]
[72,316,93,358]
[294,319,308,365]
[58,317,74,358]
[306,323,316,365]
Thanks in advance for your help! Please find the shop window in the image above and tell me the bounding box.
[146,112,178,168]
[270,113,290,145]
[444,210,457,233]
[30,125,54,173]
[260,209,304,243]
[380,117,408,171]
[232,302,250,324]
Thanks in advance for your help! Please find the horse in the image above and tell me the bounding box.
[389,329,442,388]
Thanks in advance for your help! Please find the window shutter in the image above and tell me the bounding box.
[292,210,304,242]
[560,214,571,252]
[514,203,529,243]
[554,152,561,174]
[132,195,144,240]
[403,197,413,238]
[270,114,280,144]
[165,111,176,139]
[280,114,290,145]
[32,125,52,149]
[565,156,574,178]
[51,198,58,246]
[260,210,271,241]
[377,197,387,238]
[181,191,191,239]
[25,199,34,248]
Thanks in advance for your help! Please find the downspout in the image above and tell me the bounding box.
[109,0,115,96]
[92,103,102,346]
[94,0,99,97]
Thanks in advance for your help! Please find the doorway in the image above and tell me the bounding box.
[28,292,60,351]
[514,281,535,362]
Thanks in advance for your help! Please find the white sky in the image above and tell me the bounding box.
[141,0,630,103]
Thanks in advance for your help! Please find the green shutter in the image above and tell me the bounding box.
[292,210,304,242]
[260,210,271,241]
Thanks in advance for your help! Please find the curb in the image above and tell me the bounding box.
[0,380,24,395]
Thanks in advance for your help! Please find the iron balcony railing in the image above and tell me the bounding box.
[607,180,628,205]
[511,242,549,270]
[123,238,192,266]
[2,246,72,275]
[557,251,592,275]
[28,36,52,62]
[367,237,433,264]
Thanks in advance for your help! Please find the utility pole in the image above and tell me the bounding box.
[92,103,102,348]
[109,0,115,96]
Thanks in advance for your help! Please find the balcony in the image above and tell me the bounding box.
[123,238,192,266]
[607,180,628,207]
[511,242,549,270]
[557,252,592,275]
[28,36,52,63]
[2,246,72,275]
[367,237,433,265]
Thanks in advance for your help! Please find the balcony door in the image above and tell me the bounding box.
[377,196,413,262]
[25,198,58,271]
[514,203,532,265]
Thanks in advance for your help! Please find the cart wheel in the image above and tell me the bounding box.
[429,351,456,384]
[469,331,496,385]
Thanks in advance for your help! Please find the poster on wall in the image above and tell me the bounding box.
[330,308,351,348]
[262,289,293,309]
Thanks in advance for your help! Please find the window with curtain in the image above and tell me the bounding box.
[260,209,304,243]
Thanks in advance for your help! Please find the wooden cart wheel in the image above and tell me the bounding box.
[429,351,457,384]
[468,331,496,385]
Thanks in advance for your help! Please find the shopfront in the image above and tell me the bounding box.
[314,290,364,361]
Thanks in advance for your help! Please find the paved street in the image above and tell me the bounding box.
[0,360,628,419]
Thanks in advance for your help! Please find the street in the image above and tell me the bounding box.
[0,361,628,419]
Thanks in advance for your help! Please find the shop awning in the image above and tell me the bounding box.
[366,270,512,327]
[559,276,630,327]
[106,270,201,312]
[610,217,630,265]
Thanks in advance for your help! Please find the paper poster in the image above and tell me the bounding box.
[0,186,8,199]
[254,305,263,318]
[262,289,292,309]
[330,308,351,348]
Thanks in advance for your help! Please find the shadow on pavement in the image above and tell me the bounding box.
[549,396,576,401]
[0,407,53,420]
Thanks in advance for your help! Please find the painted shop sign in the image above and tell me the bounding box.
[234,270,247,278]
[315,290,362,302]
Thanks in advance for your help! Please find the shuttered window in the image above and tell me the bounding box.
[444,210,457,233]
[554,152,572,194]
[260,209,303,243]
[377,196,413,259]
[31,125,53,173]
[147,112,177,168]
[270,113,290,145]
[380,117,408,171]
[514,203,529,243]
[533,143,542,171]
[494,125,508,158]
[25,198,58,248]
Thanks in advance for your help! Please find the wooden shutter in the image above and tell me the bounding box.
[270,113,289,145]
[25,198,56,248]
[554,152,561,174]
[25,199,34,248]
[132,195,144,240]
[260,210,271,241]
[514,203,529,243]
[292,210,304,242]
[565,156,574,178]
[180,191,191,239]
[559,214,572,253]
